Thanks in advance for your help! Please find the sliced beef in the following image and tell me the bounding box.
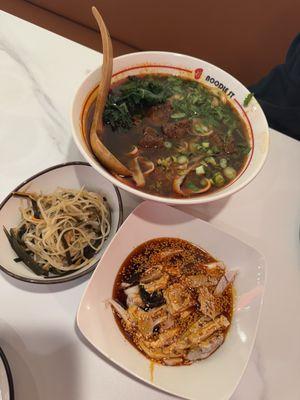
[147,102,172,125]
[224,136,236,153]
[210,132,224,149]
[139,127,164,149]
[162,119,192,139]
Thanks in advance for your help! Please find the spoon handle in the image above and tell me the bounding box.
[90,7,131,177]
[91,6,113,134]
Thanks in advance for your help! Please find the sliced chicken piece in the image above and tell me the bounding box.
[144,327,180,349]
[164,357,184,366]
[167,317,212,354]
[127,305,150,335]
[124,285,144,307]
[128,305,168,337]
[164,283,195,315]
[157,248,183,261]
[164,264,181,277]
[140,265,163,284]
[186,332,224,361]
[139,341,168,360]
[204,261,226,270]
[139,340,184,361]
[181,260,223,275]
[180,309,193,319]
[180,262,198,275]
[160,315,175,331]
[184,315,212,335]
[142,274,169,293]
[214,270,238,296]
[198,286,222,319]
[185,274,218,288]
[184,315,230,346]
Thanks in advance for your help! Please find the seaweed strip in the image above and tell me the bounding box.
[12,192,41,219]
[3,226,48,276]
[61,234,72,266]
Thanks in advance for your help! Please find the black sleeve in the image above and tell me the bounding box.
[249,33,300,141]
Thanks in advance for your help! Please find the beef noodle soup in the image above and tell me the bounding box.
[85,74,251,198]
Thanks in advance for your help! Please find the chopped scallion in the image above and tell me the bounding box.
[243,93,254,107]
[177,155,188,165]
[195,165,205,175]
[223,166,237,180]
[213,172,225,187]
[205,156,217,166]
[164,141,172,149]
[171,112,186,119]
[219,158,227,168]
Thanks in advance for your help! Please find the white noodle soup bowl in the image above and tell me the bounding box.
[71,51,269,205]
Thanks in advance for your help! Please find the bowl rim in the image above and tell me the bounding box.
[71,50,269,205]
[0,346,14,400]
[0,161,123,284]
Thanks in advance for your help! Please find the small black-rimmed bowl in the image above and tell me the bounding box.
[0,162,123,284]
[0,347,14,400]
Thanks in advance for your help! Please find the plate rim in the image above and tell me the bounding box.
[77,200,267,400]
[0,346,14,400]
[0,161,123,284]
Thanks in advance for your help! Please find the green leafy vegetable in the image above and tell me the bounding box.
[103,99,132,131]
[104,74,244,138]
[104,76,171,130]
[186,182,200,192]
[237,143,251,155]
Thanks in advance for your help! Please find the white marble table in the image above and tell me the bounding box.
[0,11,299,400]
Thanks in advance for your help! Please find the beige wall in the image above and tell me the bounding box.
[2,0,299,85]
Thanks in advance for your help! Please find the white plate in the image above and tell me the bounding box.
[0,348,14,400]
[0,162,123,284]
[77,201,266,400]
